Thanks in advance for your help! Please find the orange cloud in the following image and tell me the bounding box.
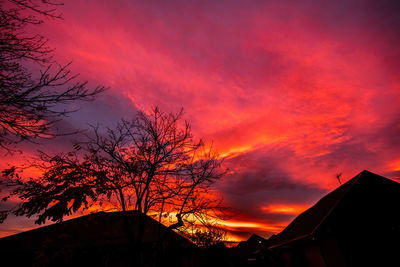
[261,204,309,215]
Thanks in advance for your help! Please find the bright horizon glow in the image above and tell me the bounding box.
[261,204,309,215]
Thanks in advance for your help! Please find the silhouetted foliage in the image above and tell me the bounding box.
[0,0,104,151]
[0,107,226,231]
[182,222,227,248]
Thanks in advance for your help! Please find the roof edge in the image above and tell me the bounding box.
[269,234,312,249]
[270,171,367,249]
[309,170,364,236]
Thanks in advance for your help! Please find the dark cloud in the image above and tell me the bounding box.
[218,147,327,225]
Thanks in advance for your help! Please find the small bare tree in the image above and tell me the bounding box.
[0,0,104,151]
[180,221,227,248]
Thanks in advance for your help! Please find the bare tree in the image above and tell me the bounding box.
[180,220,227,248]
[0,107,226,232]
[0,0,104,151]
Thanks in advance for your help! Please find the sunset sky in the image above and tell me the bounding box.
[1,0,400,241]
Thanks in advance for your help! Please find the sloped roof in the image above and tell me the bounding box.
[0,211,193,251]
[269,170,400,248]
[233,234,268,257]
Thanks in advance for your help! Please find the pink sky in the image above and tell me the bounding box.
[1,0,400,240]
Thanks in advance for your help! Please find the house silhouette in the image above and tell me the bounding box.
[0,211,200,266]
[269,170,400,267]
[230,234,283,266]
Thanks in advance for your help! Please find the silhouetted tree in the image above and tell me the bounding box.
[0,0,104,151]
[0,107,226,231]
[179,220,231,267]
[182,221,227,248]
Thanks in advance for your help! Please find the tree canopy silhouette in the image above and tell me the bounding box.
[0,0,104,151]
[181,220,227,248]
[0,107,226,231]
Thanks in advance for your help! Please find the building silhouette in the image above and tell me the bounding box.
[0,211,199,266]
[269,170,400,266]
